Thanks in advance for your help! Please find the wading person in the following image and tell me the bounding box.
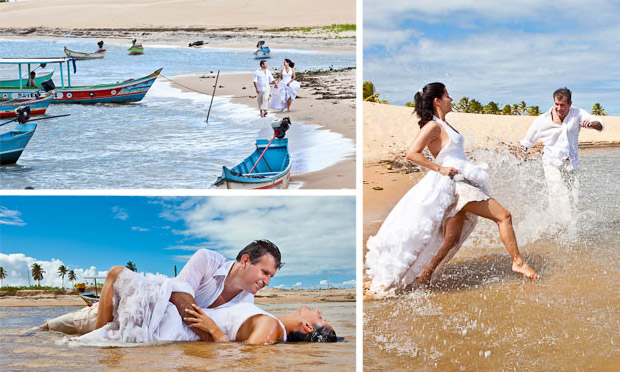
[253,60,277,117]
[365,82,538,296]
[520,88,604,226]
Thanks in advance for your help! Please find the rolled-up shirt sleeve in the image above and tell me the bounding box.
[520,116,543,148]
[171,249,221,297]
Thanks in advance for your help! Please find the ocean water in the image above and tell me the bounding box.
[0,39,355,189]
[364,149,620,370]
[0,302,355,372]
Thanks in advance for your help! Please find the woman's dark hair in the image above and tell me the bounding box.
[413,82,446,128]
[236,239,283,270]
[284,58,295,68]
[288,326,337,343]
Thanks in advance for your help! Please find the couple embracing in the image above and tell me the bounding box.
[40,240,337,345]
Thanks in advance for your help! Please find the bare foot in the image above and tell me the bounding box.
[415,266,434,285]
[512,260,539,280]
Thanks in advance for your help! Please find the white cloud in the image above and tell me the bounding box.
[0,253,108,288]
[131,226,150,232]
[160,197,356,278]
[320,280,328,285]
[112,206,129,221]
[0,206,26,226]
[293,282,302,287]
[339,279,356,288]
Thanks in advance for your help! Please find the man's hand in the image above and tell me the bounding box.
[184,304,229,343]
[581,119,603,131]
[169,292,214,342]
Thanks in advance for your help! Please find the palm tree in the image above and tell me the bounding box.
[68,270,77,287]
[518,101,528,115]
[526,106,541,116]
[57,265,68,288]
[31,263,45,287]
[126,261,137,272]
[454,97,471,113]
[483,101,500,115]
[470,99,483,114]
[502,104,512,115]
[591,103,607,116]
[0,267,6,288]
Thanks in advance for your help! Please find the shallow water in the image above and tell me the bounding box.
[0,39,355,189]
[364,149,620,370]
[0,302,355,372]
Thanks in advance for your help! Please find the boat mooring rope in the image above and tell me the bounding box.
[159,74,214,96]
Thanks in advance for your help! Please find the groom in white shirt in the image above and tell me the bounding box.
[253,60,277,117]
[520,88,603,222]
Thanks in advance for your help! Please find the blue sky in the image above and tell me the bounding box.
[364,0,620,115]
[0,196,355,289]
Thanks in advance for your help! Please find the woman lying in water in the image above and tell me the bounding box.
[69,268,336,345]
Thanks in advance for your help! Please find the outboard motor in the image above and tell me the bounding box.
[271,117,291,139]
[41,79,56,92]
[97,40,104,49]
[15,106,31,124]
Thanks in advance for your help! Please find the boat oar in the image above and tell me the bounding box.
[248,134,276,174]
[205,70,220,123]
[1,114,71,128]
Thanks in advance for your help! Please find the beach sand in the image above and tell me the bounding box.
[363,102,620,244]
[0,0,356,51]
[0,288,355,307]
[171,69,356,189]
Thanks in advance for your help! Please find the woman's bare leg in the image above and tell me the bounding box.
[416,211,467,285]
[287,98,291,112]
[94,266,125,329]
[462,199,539,279]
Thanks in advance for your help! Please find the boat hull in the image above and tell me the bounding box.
[0,70,55,88]
[0,123,36,165]
[0,68,162,104]
[79,292,100,307]
[0,94,54,118]
[212,138,291,189]
[64,47,106,60]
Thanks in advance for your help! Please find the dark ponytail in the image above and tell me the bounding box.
[285,58,295,68]
[413,82,446,128]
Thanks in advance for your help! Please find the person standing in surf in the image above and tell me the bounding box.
[520,88,604,226]
[253,60,277,118]
[365,82,538,295]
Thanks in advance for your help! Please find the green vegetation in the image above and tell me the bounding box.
[0,285,64,291]
[57,265,68,288]
[453,97,542,116]
[265,24,356,38]
[68,270,77,284]
[363,81,389,104]
[591,103,607,116]
[0,267,6,287]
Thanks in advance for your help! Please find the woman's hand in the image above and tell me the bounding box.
[438,166,458,178]
[184,304,229,343]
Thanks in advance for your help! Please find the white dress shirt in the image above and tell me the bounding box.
[253,68,274,93]
[520,107,604,169]
[171,249,253,308]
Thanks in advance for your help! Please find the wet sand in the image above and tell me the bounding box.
[171,69,356,189]
[0,288,355,307]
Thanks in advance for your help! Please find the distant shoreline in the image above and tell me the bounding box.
[0,287,355,307]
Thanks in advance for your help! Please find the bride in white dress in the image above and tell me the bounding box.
[365,82,538,296]
[270,59,300,112]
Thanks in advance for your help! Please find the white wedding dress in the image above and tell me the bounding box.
[365,116,491,295]
[75,269,286,344]
[270,67,300,110]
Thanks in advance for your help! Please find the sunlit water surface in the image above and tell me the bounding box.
[0,39,355,189]
[0,302,355,372]
[364,149,620,371]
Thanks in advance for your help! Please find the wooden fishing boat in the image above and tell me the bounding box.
[79,292,100,307]
[212,138,291,189]
[212,118,292,189]
[0,58,162,104]
[129,39,144,55]
[0,93,54,118]
[64,46,106,60]
[0,70,54,88]
[253,40,271,59]
[0,122,37,165]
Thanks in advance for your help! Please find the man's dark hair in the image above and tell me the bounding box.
[553,87,572,103]
[260,60,267,68]
[236,239,282,270]
[288,326,338,343]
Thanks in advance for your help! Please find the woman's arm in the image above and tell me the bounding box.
[184,304,230,343]
[405,121,457,177]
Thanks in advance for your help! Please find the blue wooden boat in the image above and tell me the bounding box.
[253,40,271,59]
[0,121,37,165]
[0,93,54,118]
[212,138,291,189]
